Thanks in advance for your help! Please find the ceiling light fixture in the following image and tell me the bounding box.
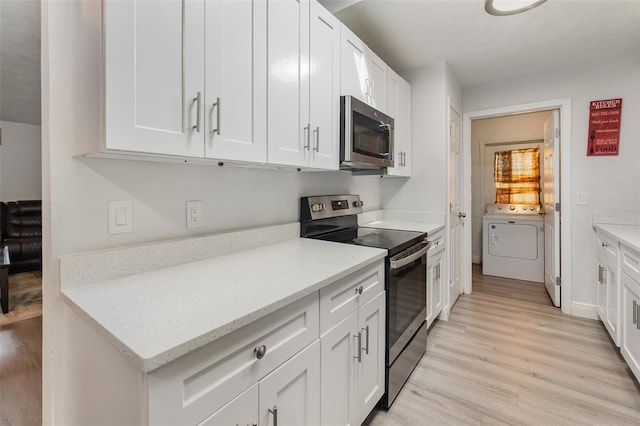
[485,0,548,16]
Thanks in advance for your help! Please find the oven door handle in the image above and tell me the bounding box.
[389,241,432,270]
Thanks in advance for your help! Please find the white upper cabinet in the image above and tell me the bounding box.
[386,69,412,177]
[104,0,205,157]
[204,0,267,163]
[268,0,340,170]
[340,24,388,112]
[308,0,341,170]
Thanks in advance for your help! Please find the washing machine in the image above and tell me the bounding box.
[482,204,544,283]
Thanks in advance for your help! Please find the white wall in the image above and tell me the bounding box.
[463,53,640,307]
[0,121,42,201]
[41,2,381,423]
[470,112,548,261]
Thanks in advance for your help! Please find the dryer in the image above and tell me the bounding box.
[482,204,544,283]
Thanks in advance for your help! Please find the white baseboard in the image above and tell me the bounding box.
[472,255,481,264]
[571,302,599,320]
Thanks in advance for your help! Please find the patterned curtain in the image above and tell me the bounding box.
[494,148,540,204]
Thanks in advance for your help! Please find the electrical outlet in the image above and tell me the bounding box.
[186,201,203,229]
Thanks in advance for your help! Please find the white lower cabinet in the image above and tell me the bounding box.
[621,242,640,382]
[320,290,385,426]
[596,252,619,344]
[427,231,445,329]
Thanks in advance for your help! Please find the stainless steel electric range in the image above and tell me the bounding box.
[300,194,429,408]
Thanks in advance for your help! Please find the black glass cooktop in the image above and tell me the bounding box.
[312,227,426,256]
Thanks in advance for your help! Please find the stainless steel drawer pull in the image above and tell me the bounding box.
[362,325,370,355]
[637,302,640,330]
[192,92,201,132]
[354,332,362,363]
[268,406,278,426]
[313,126,320,152]
[598,265,604,284]
[355,285,363,295]
[634,300,638,326]
[303,125,310,150]
[254,345,267,360]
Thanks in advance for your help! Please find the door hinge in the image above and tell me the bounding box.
[555,202,561,212]
[555,128,560,138]
[556,277,561,286]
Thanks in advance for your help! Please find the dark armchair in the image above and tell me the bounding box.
[0,200,42,274]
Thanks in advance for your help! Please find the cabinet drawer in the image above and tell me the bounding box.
[596,231,619,264]
[320,261,385,336]
[148,292,319,425]
[622,244,640,283]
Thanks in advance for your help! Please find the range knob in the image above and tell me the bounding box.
[523,206,528,210]
[311,203,325,212]
[509,205,516,211]
[353,200,364,207]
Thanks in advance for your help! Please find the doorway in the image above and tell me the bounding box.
[461,99,572,315]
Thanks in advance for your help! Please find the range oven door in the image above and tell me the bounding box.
[387,240,429,363]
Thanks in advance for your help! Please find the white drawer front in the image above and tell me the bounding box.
[148,292,319,425]
[596,232,619,264]
[429,230,445,256]
[320,261,385,336]
[622,244,640,283]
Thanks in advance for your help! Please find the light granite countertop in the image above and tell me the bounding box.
[594,224,640,252]
[62,238,386,372]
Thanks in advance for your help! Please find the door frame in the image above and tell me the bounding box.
[462,98,572,315]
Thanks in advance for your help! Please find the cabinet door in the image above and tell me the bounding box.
[267,0,310,167]
[621,272,640,381]
[398,77,412,175]
[340,24,368,104]
[199,383,258,426]
[205,0,267,162]
[259,340,320,426]
[355,291,385,425]
[427,250,444,329]
[426,260,436,327]
[606,261,619,345]
[308,0,340,170]
[104,0,204,157]
[320,313,358,426]
[364,47,387,112]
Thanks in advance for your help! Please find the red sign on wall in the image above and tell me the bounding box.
[587,98,622,156]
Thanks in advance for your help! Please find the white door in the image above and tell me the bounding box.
[543,109,561,307]
[320,312,358,426]
[340,25,367,104]
[204,0,267,162]
[267,0,310,167]
[308,1,340,170]
[103,0,205,157]
[259,340,320,426]
[449,107,463,308]
[355,291,385,426]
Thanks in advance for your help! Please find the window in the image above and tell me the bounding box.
[494,148,540,204]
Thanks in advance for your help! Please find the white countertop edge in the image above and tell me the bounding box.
[61,243,387,372]
[360,219,444,235]
[593,224,640,252]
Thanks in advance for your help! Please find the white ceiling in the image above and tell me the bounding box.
[0,0,41,125]
[325,0,640,88]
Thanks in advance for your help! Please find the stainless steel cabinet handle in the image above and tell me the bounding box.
[211,97,221,135]
[354,332,362,363]
[458,212,467,219]
[637,302,640,330]
[192,92,202,132]
[254,345,267,360]
[362,325,370,355]
[436,263,440,281]
[364,78,370,97]
[355,285,363,295]
[268,406,278,426]
[633,300,638,325]
[598,265,603,283]
[601,242,608,248]
[303,125,310,150]
[313,126,320,152]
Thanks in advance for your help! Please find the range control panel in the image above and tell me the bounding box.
[486,203,542,215]
[301,195,364,221]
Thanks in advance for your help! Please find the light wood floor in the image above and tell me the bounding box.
[365,265,640,425]
[0,317,42,426]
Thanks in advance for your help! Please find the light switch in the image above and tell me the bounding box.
[108,200,133,234]
[576,191,588,206]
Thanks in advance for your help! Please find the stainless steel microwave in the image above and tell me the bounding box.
[340,95,394,171]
